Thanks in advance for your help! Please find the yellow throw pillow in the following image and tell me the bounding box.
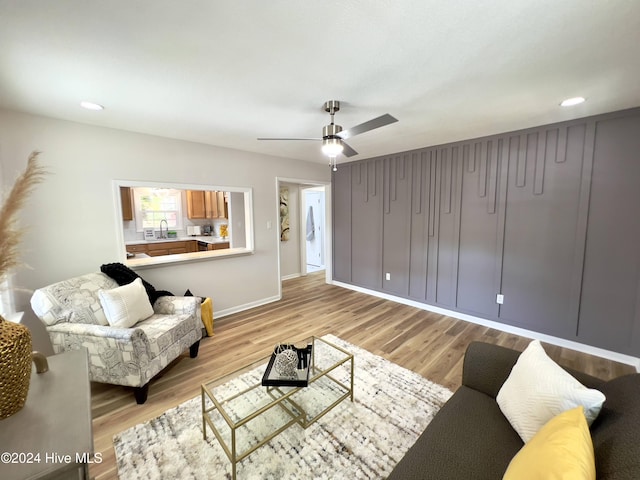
[503,406,596,480]
[201,297,214,336]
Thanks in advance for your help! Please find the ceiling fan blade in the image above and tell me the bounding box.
[257,137,322,141]
[342,142,358,157]
[337,113,398,140]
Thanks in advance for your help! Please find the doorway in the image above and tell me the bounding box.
[303,187,325,272]
[276,177,331,294]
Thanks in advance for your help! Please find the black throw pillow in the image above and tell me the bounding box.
[100,262,174,304]
[184,289,205,303]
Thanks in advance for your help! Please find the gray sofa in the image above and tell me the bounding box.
[388,341,640,480]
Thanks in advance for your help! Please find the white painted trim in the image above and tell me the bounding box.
[322,183,333,287]
[214,294,281,319]
[333,281,640,371]
[298,187,308,276]
[281,273,301,281]
[274,178,285,300]
[275,176,333,288]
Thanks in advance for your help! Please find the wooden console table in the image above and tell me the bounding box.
[0,349,93,480]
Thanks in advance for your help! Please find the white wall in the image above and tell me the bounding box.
[0,109,329,316]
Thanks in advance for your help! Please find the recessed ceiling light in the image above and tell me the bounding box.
[80,101,104,111]
[560,97,586,107]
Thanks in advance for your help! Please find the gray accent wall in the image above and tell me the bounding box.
[332,108,640,356]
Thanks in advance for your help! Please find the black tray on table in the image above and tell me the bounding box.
[261,343,313,387]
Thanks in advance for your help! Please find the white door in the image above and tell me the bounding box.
[305,190,324,268]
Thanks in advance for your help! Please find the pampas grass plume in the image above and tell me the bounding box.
[0,151,48,280]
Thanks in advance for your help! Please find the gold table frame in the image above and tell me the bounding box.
[201,336,354,480]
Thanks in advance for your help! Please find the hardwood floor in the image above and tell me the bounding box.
[90,271,635,479]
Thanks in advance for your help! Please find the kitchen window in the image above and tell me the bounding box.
[133,187,183,232]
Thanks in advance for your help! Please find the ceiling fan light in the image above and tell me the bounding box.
[321,138,344,156]
[328,154,338,171]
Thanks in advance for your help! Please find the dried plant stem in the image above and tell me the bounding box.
[0,152,49,280]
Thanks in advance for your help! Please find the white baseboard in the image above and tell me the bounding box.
[333,281,640,372]
[215,294,281,319]
[281,273,301,281]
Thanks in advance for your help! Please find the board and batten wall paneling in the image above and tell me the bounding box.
[408,150,434,301]
[433,146,462,308]
[424,149,442,304]
[332,163,352,283]
[498,124,592,338]
[578,113,640,353]
[382,155,412,296]
[332,108,640,356]
[350,160,384,289]
[456,140,501,318]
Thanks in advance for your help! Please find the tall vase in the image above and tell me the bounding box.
[0,316,33,420]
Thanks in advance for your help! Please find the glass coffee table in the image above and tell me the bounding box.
[201,336,354,480]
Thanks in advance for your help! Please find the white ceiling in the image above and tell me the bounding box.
[1,1,639,165]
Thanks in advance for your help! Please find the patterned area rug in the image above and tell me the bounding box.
[113,335,452,479]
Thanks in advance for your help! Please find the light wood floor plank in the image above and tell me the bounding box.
[89,272,636,479]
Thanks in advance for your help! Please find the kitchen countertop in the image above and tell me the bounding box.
[125,236,229,245]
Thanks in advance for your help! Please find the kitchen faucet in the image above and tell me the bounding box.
[159,219,168,239]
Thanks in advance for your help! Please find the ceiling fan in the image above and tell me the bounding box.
[257,100,398,170]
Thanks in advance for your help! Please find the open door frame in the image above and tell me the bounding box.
[275,177,332,295]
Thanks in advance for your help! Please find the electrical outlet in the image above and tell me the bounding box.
[385,273,391,281]
[496,294,504,305]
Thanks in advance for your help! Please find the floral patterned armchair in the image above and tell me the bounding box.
[30,272,202,403]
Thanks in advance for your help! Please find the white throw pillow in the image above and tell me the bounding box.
[496,340,606,443]
[98,278,154,328]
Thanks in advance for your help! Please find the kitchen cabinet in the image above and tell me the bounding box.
[215,191,228,218]
[208,241,230,250]
[147,243,169,256]
[204,191,215,218]
[128,240,197,257]
[187,190,228,219]
[120,186,134,221]
[126,243,148,254]
[148,240,198,256]
[187,190,207,219]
